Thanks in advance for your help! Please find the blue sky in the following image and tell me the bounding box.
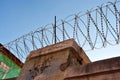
[0,0,119,61]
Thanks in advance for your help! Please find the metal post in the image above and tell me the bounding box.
[62,20,65,41]
[54,16,57,44]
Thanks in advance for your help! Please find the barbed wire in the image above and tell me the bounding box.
[1,0,120,62]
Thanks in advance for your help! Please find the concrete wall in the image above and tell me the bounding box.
[17,39,120,80]
[65,56,120,80]
[17,39,91,80]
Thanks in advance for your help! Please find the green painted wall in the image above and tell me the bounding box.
[0,67,6,78]
[0,52,21,79]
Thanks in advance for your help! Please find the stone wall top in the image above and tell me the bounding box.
[65,56,120,79]
[27,39,81,61]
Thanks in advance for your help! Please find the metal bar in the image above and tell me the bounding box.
[54,16,57,44]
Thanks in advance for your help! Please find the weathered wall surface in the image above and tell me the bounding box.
[65,56,120,80]
[17,39,120,80]
[18,49,70,80]
[17,39,91,80]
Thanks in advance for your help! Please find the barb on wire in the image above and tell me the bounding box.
[2,0,120,62]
